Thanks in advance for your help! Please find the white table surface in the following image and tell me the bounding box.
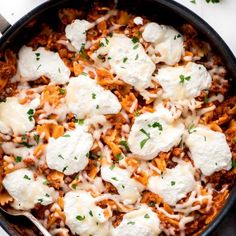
[0,0,235,235]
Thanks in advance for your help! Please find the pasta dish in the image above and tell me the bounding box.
[0,4,235,236]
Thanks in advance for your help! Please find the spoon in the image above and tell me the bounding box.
[0,206,51,236]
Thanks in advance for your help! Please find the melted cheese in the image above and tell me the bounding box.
[112,205,161,236]
[142,22,184,65]
[3,168,57,210]
[18,46,70,84]
[2,142,34,160]
[0,97,39,135]
[185,125,232,176]
[101,165,144,205]
[155,62,212,101]
[64,190,110,236]
[128,108,184,160]
[65,19,92,51]
[92,34,155,91]
[66,75,121,118]
[46,126,93,175]
[148,162,196,206]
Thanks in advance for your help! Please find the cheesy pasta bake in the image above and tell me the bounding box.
[0,3,235,236]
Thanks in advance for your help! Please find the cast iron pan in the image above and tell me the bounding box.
[0,0,235,235]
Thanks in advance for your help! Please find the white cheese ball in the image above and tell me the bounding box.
[148,162,196,206]
[92,34,155,91]
[46,126,93,175]
[101,165,144,205]
[66,75,121,119]
[18,46,70,84]
[65,19,91,51]
[155,62,212,101]
[3,168,57,210]
[128,108,184,160]
[185,125,232,176]
[64,190,109,236]
[112,205,161,236]
[142,22,184,65]
[0,97,39,135]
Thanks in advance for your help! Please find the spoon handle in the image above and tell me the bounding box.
[24,212,51,236]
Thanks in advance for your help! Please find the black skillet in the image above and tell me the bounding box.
[0,0,235,235]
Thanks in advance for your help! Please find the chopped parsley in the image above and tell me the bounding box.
[58,154,64,159]
[108,32,113,37]
[77,119,84,125]
[74,156,78,160]
[119,140,130,152]
[43,180,49,185]
[36,64,42,70]
[59,88,66,95]
[24,175,31,180]
[190,0,196,3]
[96,104,99,109]
[204,136,207,141]
[58,67,61,73]
[15,156,22,163]
[171,181,176,186]
[121,185,125,189]
[127,221,135,225]
[140,128,151,149]
[99,42,105,47]
[115,153,124,162]
[232,160,236,168]
[92,93,96,99]
[188,123,196,134]
[35,53,40,61]
[20,141,33,148]
[133,44,139,50]
[71,183,77,189]
[144,213,150,219]
[63,134,70,137]
[27,109,34,122]
[135,54,139,60]
[123,57,128,63]
[109,164,115,170]
[45,193,50,197]
[108,56,112,60]
[62,166,68,173]
[148,201,156,207]
[233,138,236,144]
[174,34,181,40]
[38,198,43,203]
[206,0,220,3]
[131,36,139,44]
[105,38,109,45]
[89,210,93,217]
[148,122,163,131]
[33,134,40,144]
[81,72,87,76]
[204,96,209,103]
[179,74,191,85]
[76,215,85,221]
[111,177,118,181]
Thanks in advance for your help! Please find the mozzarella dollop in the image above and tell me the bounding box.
[66,75,121,118]
[3,168,57,210]
[128,108,184,160]
[46,126,93,175]
[142,22,184,65]
[112,205,161,236]
[155,62,212,101]
[18,46,70,84]
[101,165,144,205]
[133,17,143,25]
[93,34,155,91]
[148,162,196,205]
[64,190,109,236]
[185,126,232,176]
[0,97,39,135]
[65,19,91,51]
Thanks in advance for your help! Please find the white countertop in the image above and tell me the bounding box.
[0,0,235,235]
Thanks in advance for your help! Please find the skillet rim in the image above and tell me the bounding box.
[0,0,235,235]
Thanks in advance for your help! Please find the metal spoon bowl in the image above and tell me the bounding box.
[0,206,51,236]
